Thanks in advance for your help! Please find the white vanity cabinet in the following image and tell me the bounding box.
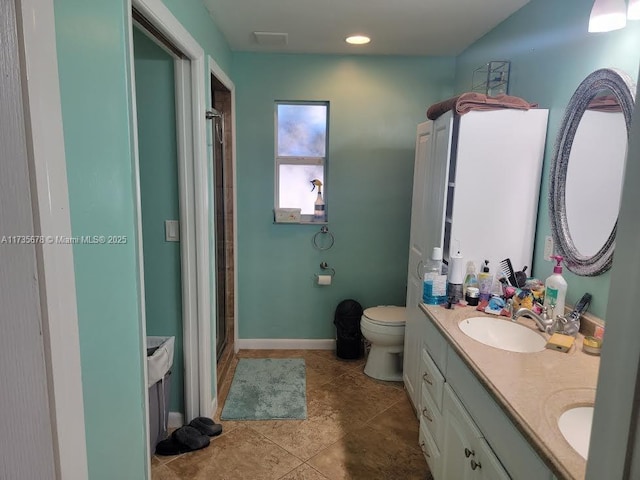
[412,308,555,480]
[404,108,551,478]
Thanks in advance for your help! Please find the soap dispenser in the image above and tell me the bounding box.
[543,255,568,320]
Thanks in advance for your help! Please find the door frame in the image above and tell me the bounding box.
[15,0,88,478]
[128,0,212,429]
[208,55,239,398]
[208,56,239,360]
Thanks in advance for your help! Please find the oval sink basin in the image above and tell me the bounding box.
[458,316,546,353]
[558,406,594,460]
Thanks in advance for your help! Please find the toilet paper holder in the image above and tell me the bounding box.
[314,261,336,279]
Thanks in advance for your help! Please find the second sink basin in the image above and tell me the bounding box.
[558,406,594,460]
[458,316,547,353]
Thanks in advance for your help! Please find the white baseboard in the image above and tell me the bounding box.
[168,411,184,429]
[210,397,218,418]
[168,399,218,429]
[236,339,336,350]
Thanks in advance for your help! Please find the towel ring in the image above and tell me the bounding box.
[312,226,335,251]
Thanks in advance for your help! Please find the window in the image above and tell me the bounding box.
[275,101,329,221]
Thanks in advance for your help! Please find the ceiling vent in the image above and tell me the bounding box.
[253,32,288,46]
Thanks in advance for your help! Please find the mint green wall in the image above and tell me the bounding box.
[455,0,640,319]
[54,1,232,477]
[54,1,146,478]
[233,53,455,339]
[162,0,232,74]
[133,29,184,413]
[161,0,232,398]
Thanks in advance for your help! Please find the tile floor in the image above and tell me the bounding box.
[152,350,432,480]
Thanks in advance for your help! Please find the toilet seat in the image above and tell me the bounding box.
[362,306,406,326]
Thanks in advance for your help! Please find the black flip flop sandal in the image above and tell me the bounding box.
[173,425,210,450]
[189,417,223,437]
[155,437,185,456]
[155,425,210,455]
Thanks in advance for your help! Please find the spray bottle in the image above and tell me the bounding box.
[311,179,325,221]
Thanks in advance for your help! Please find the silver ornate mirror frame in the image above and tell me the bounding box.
[549,68,635,277]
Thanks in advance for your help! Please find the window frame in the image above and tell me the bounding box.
[274,100,329,223]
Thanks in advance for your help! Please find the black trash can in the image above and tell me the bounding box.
[333,299,364,359]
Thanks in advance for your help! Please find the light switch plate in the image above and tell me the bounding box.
[544,235,554,261]
[165,220,180,242]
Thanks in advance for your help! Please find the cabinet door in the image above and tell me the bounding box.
[474,437,511,480]
[403,274,422,409]
[426,111,453,259]
[442,384,478,480]
[405,121,433,411]
[408,121,433,284]
[442,384,510,480]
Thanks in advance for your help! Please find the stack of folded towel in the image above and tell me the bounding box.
[426,92,538,120]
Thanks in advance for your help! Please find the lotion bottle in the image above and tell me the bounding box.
[543,255,568,320]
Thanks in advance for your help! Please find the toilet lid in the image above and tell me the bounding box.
[363,306,406,326]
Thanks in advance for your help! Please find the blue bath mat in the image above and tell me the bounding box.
[221,358,307,420]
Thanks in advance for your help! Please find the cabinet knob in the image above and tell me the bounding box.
[470,459,482,470]
[422,408,433,422]
[464,448,475,458]
[422,373,433,385]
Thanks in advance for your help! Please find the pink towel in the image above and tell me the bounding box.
[426,96,460,120]
[426,92,538,120]
[455,92,537,115]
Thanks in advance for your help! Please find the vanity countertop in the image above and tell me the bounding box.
[420,303,600,480]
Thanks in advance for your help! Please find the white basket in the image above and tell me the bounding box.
[147,336,175,387]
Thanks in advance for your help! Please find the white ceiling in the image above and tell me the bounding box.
[203,0,531,56]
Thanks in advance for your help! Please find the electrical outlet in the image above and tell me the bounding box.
[544,236,554,261]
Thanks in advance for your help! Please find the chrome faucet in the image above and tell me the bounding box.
[512,306,555,333]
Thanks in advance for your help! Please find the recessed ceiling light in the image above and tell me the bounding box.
[345,35,371,45]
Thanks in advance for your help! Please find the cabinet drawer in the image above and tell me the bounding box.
[421,308,448,372]
[419,418,442,480]
[421,348,445,412]
[421,381,444,448]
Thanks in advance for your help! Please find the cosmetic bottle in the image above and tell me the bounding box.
[477,260,493,302]
[462,261,478,297]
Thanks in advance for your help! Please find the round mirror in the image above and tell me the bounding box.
[549,68,635,276]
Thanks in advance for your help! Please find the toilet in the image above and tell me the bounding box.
[360,306,406,381]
